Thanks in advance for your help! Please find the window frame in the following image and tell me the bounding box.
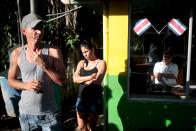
[127,0,196,102]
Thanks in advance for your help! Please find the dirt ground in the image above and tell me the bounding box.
[0,115,104,131]
[0,115,20,131]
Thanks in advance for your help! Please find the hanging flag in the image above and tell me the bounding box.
[133,18,152,36]
[168,18,187,36]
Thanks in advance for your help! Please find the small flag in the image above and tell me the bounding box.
[133,18,152,36]
[168,18,187,36]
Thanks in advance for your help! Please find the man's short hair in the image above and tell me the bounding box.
[21,13,43,29]
[163,50,173,57]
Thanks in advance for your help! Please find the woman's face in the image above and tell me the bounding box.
[81,47,93,60]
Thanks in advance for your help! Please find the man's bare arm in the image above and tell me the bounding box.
[8,48,23,89]
[38,47,66,86]
[8,48,42,91]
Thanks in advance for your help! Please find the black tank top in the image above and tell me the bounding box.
[78,61,103,101]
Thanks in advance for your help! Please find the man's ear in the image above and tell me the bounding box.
[21,28,26,35]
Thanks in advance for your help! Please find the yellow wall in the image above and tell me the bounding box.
[103,1,128,76]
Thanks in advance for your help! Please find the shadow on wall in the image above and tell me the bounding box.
[117,59,131,131]
[117,59,196,131]
[104,85,119,131]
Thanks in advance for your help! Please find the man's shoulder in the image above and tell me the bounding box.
[43,44,58,49]
[43,45,63,60]
[170,62,178,67]
[11,46,23,57]
[44,44,61,54]
[155,61,162,65]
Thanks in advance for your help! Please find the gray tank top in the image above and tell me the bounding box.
[18,45,57,115]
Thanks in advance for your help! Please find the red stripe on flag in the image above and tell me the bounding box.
[134,19,150,32]
[170,19,185,33]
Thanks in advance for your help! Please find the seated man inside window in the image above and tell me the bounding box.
[153,49,183,92]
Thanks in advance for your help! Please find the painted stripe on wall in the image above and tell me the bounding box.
[104,12,128,75]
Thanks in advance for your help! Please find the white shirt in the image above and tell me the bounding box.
[153,61,178,86]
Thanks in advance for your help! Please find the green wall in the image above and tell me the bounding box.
[105,74,196,131]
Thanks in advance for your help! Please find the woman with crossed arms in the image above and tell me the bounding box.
[73,40,106,131]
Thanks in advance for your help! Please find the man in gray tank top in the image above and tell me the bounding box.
[8,13,66,131]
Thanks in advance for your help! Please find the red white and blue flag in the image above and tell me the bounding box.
[168,18,187,36]
[133,18,152,36]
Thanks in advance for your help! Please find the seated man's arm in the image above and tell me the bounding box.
[154,63,178,81]
[162,73,176,79]
[153,62,162,81]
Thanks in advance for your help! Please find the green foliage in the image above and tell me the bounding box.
[0,0,18,72]
[65,33,79,50]
[0,25,18,70]
[0,0,103,75]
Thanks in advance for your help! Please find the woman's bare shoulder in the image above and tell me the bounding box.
[78,60,85,67]
[97,59,106,70]
[99,59,106,65]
